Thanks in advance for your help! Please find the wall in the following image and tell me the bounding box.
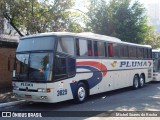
[0,47,16,89]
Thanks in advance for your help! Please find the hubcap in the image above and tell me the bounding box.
[78,87,86,101]
[134,78,138,88]
[140,77,144,86]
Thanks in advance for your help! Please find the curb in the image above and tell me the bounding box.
[0,100,26,108]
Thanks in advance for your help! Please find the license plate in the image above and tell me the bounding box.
[25,95,32,98]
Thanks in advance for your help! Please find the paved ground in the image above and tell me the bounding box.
[0,82,160,120]
[0,87,17,103]
[0,92,17,103]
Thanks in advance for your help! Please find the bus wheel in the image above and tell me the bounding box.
[139,74,145,88]
[133,75,139,89]
[74,82,87,103]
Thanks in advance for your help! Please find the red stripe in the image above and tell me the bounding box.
[77,61,107,77]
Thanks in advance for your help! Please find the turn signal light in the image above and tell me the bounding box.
[47,88,51,93]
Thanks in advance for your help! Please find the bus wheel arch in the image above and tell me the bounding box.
[132,74,139,89]
[74,80,89,103]
[139,73,145,88]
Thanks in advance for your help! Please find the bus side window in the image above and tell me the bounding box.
[108,43,113,57]
[87,40,92,56]
[148,49,152,59]
[57,37,75,56]
[76,38,93,57]
[76,39,80,56]
[97,41,105,57]
[77,39,88,56]
[105,43,108,57]
[113,43,119,57]
[137,48,143,59]
[120,45,124,58]
[120,45,128,58]
[129,46,137,58]
[94,41,98,56]
[144,49,148,58]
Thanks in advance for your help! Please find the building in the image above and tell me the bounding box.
[0,18,19,91]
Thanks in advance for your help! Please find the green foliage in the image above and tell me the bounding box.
[87,0,152,44]
[0,0,84,36]
[143,30,160,49]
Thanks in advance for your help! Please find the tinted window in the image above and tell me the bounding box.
[17,36,55,52]
[120,45,128,58]
[108,43,113,57]
[76,39,93,57]
[129,46,137,58]
[137,48,144,58]
[144,49,148,58]
[55,55,67,79]
[67,57,76,77]
[152,52,159,59]
[94,41,98,56]
[113,43,119,57]
[78,39,88,56]
[55,54,76,80]
[57,37,74,55]
[88,40,93,56]
[15,53,53,81]
[148,49,152,58]
[97,41,105,56]
[105,43,108,57]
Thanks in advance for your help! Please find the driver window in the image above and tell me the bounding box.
[55,55,67,80]
[54,54,76,80]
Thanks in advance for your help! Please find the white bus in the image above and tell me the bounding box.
[12,32,153,103]
[152,49,160,81]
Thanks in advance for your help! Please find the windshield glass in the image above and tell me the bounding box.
[17,36,55,52]
[152,52,159,59]
[15,52,53,81]
[15,54,29,80]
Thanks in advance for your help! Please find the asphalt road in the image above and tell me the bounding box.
[0,81,160,120]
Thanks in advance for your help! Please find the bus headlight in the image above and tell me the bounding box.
[13,86,19,90]
[37,88,51,93]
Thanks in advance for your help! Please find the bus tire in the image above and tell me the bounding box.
[74,82,87,103]
[139,74,145,88]
[132,75,139,89]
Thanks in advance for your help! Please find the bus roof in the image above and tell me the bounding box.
[152,49,160,52]
[21,32,152,48]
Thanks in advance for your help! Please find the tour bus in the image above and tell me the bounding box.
[12,32,153,103]
[152,49,160,81]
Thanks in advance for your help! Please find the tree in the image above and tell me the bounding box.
[0,0,4,36]
[87,0,152,44]
[143,31,160,49]
[0,0,84,36]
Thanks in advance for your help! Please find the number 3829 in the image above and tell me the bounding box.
[57,89,67,96]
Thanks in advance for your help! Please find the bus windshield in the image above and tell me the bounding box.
[14,52,53,82]
[152,52,159,59]
[17,36,55,52]
[13,36,55,82]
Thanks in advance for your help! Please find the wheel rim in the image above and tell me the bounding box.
[140,77,144,87]
[134,77,139,88]
[78,87,86,101]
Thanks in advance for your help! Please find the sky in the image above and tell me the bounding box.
[140,0,159,4]
[74,0,160,12]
